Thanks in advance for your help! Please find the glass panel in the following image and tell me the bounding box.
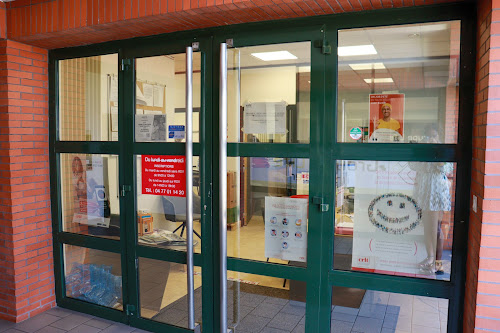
[139,257,202,328]
[59,54,118,141]
[228,42,311,143]
[228,157,309,264]
[136,155,201,253]
[64,245,122,309]
[330,289,448,333]
[228,270,306,332]
[60,154,120,238]
[334,160,456,281]
[135,53,200,143]
[337,21,460,143]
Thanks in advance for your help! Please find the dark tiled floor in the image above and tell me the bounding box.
[0,308,151,333]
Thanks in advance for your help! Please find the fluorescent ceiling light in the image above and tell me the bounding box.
[251,51,298,61]
[364,78,394,84]
[338,45,377,57]
[349,63,385,71]
[419,23,450,32]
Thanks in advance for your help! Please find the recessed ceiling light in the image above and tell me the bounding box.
[349,63,385,71]
[364,78,394,84]
[338,45,377,57]
[251,51,298,61]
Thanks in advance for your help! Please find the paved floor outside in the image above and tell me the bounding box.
[0,289,448,333]
[0,307,151,333]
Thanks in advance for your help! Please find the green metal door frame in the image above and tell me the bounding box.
[49,3,475,333]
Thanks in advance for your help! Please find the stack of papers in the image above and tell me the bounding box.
[139,229,198,247]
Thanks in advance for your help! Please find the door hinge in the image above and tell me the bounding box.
[126,304,136,316]
[314,39,331,55]
[120,185,131,197]
[121,58,131,71]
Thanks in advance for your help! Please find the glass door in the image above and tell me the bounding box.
[50,5,473,333]
[214,26,329,333]
[121,37,214,333]
[324,12,473,333]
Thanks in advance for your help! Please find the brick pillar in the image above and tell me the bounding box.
[0,40,54,322]
[464,0,500,332]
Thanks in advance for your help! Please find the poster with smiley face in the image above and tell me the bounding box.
[368,94,405,143]
[351,161,429,277]
[265,196,308,262]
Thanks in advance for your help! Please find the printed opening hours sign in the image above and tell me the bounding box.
[142,155,186,197]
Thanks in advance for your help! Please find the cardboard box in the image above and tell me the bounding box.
[138,212,153,236]
[227,171,238,209]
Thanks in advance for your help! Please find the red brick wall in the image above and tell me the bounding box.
[464,0,500,332]
[3,0,464,49]
[0,40,54,323]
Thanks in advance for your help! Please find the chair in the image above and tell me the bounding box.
[162,195,202,239]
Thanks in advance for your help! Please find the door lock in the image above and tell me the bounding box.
[313,196,329,212]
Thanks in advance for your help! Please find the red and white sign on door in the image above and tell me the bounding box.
[142,155,186,197]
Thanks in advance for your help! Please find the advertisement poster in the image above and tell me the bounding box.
[142,155,186,197]
[72,155,110,227]
[135,114,166,142]
[243,102,287,135]
[369,94,405,142]
[265,197,308,262]
[351,161,429,276]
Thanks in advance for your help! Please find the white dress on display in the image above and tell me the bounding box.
[410,162,452,212]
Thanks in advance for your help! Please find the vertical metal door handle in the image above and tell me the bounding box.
[219,42,228,333]
[185,46,195,330]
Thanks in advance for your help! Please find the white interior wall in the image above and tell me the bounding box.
[100,54,120,214]
[173,72,201,142]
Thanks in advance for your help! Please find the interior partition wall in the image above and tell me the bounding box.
[49,3,475,333]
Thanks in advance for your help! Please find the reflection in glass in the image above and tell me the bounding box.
[330,288,448,332]
[64,245,122,309]
[135,53,200,143]
[227,157,309,264]
[228,42,311,143]
[59,54,118,141]
[136,155,201,253]
[228,271,306,332]
[337,21,460,143]
[60,154,120,239]
[139,258,202,329]
[334,160,455,281]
